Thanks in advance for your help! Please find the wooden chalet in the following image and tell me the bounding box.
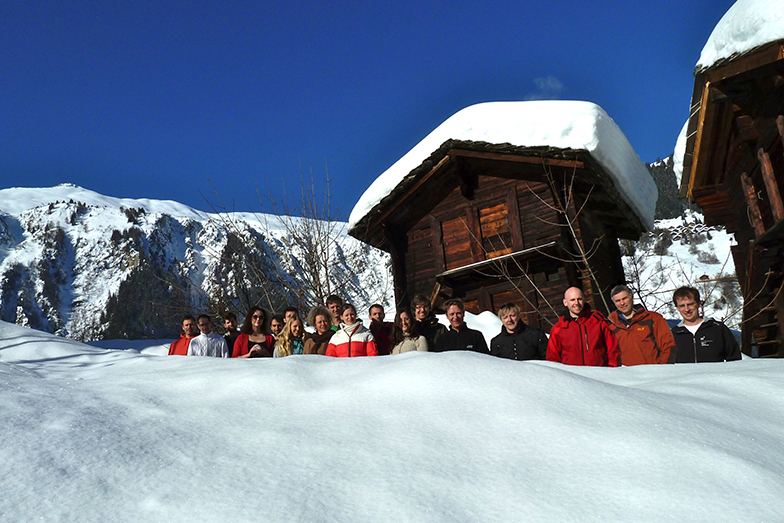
[681,37,784,356]
[349,108,653,329]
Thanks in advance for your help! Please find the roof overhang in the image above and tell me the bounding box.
[681,41,784,201]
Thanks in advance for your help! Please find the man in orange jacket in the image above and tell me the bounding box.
[168,315,199,356]
[546,287,620,367]
[608,285,676,366]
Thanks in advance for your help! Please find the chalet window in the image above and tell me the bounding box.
[479,202,512,259]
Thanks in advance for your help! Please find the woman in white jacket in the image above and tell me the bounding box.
[390,309,428,354]
[326,304,377,357]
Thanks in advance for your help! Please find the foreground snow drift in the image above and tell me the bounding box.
[2,320,783,522]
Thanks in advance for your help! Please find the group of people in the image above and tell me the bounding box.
[546,284,741,366]
[168,285,741,366]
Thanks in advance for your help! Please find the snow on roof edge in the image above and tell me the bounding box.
[349,100,656,231]
[673,120,689,189]
[696,0,784,74]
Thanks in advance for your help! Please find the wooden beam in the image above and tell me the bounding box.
[736,114,759,142]
[777,115,784,151]
[375,154,452,225]
[505,187,524,250]
[774,284,784,357]
[688,81,713,199]
[711,104,734,187]
[758,148,784,221]
[429,215,446,275]
[383,223,409,309]
[456,159,477,200]
[705,42,784,83]
[465,208,483,263]
[447,149,584,169]
[740,172,767,237]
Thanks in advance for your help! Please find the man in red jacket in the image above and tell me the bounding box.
[168,315,199,356]
[546,287,620,367]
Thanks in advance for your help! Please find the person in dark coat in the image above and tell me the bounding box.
[411,294,447,350]
[671,286,740,363]
[223,312,240,353]
[368,303,393,356]
[433,298,488,354]
[490,303,547,360]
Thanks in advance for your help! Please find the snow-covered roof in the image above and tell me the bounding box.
[696,0,784,73]
[349,101,656,231]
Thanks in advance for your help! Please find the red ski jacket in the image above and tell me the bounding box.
[168,334,195,356]
[546,305,620,367]
[326,322,377,358]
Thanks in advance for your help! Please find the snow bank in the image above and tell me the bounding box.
[349,101,657,231]
[3,320,784,522]
[696,0,784,72]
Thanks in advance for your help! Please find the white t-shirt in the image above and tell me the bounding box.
[684,320,703,336]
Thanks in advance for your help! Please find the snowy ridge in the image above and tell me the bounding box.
[0,183,209,221]
[2,319,784,522]
[349,101,657,231]
[696,0,784,73]
[0,185,393,340]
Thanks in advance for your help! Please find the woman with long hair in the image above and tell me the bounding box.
[232,306,275,358]
[303,306,334,355]
[390,308,428,354]
[326,304,377,357]
[274,316,306,357]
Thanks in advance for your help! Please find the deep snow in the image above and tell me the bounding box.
[3,319,784,522]
[348,101,657,231]
[696,0,784,73]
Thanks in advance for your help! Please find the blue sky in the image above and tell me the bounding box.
[1,1,736,218]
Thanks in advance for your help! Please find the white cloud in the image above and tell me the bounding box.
[525,76,565,100]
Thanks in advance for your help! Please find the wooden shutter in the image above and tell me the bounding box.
[480,202,512,259]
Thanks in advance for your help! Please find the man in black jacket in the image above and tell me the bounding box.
[671,286,740,363]
[433,298,488,353]
[223,312,240,355]
[411,294,447,350]
[490,303,547,360]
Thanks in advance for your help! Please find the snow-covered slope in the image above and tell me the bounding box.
[349,101,657,231]
[2,319,783,522]
[621,209,741,329]
[696,0,784,73]
[0,184,392,340]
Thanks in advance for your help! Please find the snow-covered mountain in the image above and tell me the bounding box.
[0,184,393,340]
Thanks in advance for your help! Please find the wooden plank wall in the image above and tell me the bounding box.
[404,174,568,324]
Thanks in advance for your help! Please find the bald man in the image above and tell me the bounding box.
[546,287,620,367]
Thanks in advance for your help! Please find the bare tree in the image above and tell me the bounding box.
[202,165,392,316]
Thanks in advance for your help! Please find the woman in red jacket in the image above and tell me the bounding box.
[326,304,378,358]
[232,306,275,358]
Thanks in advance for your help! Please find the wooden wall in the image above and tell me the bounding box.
[401,171,621,327]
